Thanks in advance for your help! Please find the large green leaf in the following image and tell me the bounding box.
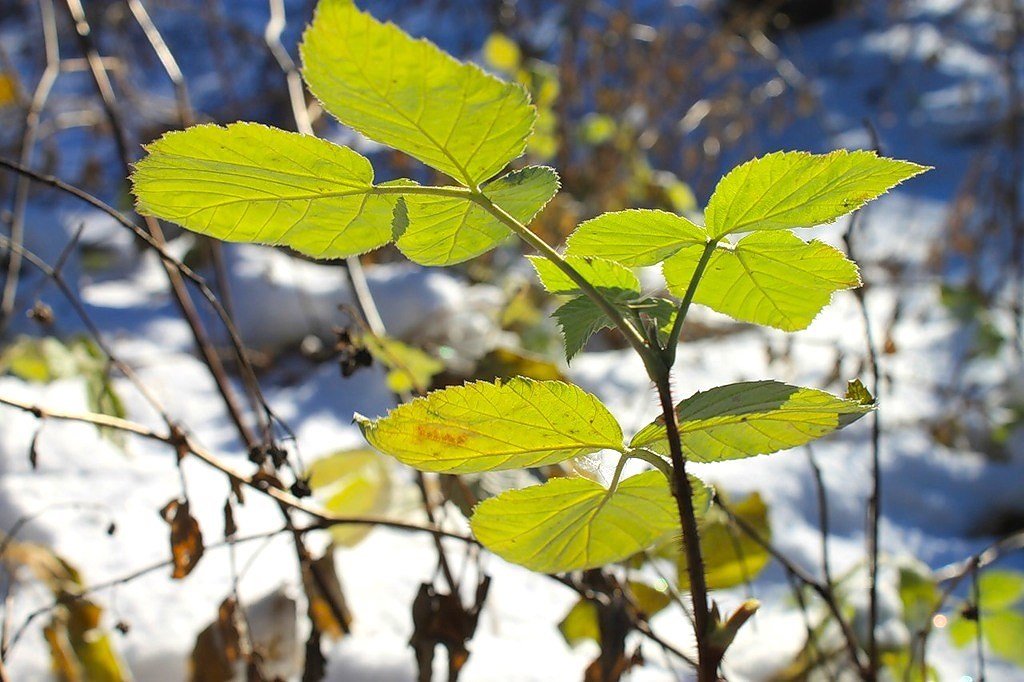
[529,255,639,298]
[395,166,558,265]
[300,0,535,187]
[472,471,709,573]
[630,381,872,462]
[565,209,708,266]
[132,123,400,258]
[356,378,623,473]
[663,231,861,331]
[703,150,928,239]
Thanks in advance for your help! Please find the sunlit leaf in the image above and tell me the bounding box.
[566,209,707,267]
[396,166,558,265]
[308,448,392,546]
[483,33,521,73]
[301,0,535,187]
[977,570,1024,611]
[133,123,400,259]
[528,255,639,299]
[703,150,929,238]
[663,231,861,331]
[472,471,708,573]
[357,378,623,473]
[630,381,872,462]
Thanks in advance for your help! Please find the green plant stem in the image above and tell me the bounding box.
[628,448,673,481]
[664,240,718,367]
[468,189,661,376]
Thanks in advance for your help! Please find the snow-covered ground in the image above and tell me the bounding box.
[1,0,1023,680]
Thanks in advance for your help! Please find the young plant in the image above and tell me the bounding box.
[129,0,928,677]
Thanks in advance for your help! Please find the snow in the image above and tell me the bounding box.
[1,0,1024,680]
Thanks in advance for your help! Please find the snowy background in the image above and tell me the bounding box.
[1,0,1023,679]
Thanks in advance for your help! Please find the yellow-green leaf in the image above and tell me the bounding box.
[308,448,392,547]
[362,335,443,394]
[132,123,400,259]
[663,231,861,331]
[630,381,872,462]
[679,492,771,590]
[472,471,706,573]
[301,0,535,187]
[395,166,558,265]
[703,150,929,239]
[356,378,623,473]
[528,255,640,299]
[566,209,708,267]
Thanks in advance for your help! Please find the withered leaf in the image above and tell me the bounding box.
[160,499,205,579]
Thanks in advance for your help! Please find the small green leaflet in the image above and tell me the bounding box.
[630,380,872,462]
[356,378,623,473]
[360,335,443,394]
[471,471,709,573]
[132,123,401,259]
[528,255,640,298]
[396,166,558,265]
[663,231,861,331]
[529,255,639,361]
[553,297,613,362]
[703,150,929,239]
[565,209,708,266]
[300,0,535,187]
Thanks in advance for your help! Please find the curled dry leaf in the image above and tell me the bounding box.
[160,499,205,579]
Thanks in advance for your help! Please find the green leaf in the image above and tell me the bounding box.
[630,380,872,462]
[558,600,600,647]
[552,296,611,362]
[301,0,535,187]
[528,255,640,299]
[132,123,401,259]
[472,471,708,573]
[362,335,443,394]
[395,166,558,265]
[978,570,1024,611]
[898,563,941,632]
[703,150,929,239]
[679,492,771,590]
[356,378,623,473]
[308,447,392,547]
[663,231,861,331]
[983,609,1024,665]
[566,209,708,267]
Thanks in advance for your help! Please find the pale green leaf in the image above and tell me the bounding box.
[308,448,392,546]
[528,255,640,299]
[395,166,558,265]
[356,378,623,473]
[663,231,861,331]
[678,492,771,590]
[978,570,1024,611]
[983,610,1024,665]
[703,150,929,239]
[132,123,400,258]
[472,471,705,573]
[566,209,708,267]
[301,0,535,187]
[362,335,443,394]
[552,296,611,362]
[630,380,872,462]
